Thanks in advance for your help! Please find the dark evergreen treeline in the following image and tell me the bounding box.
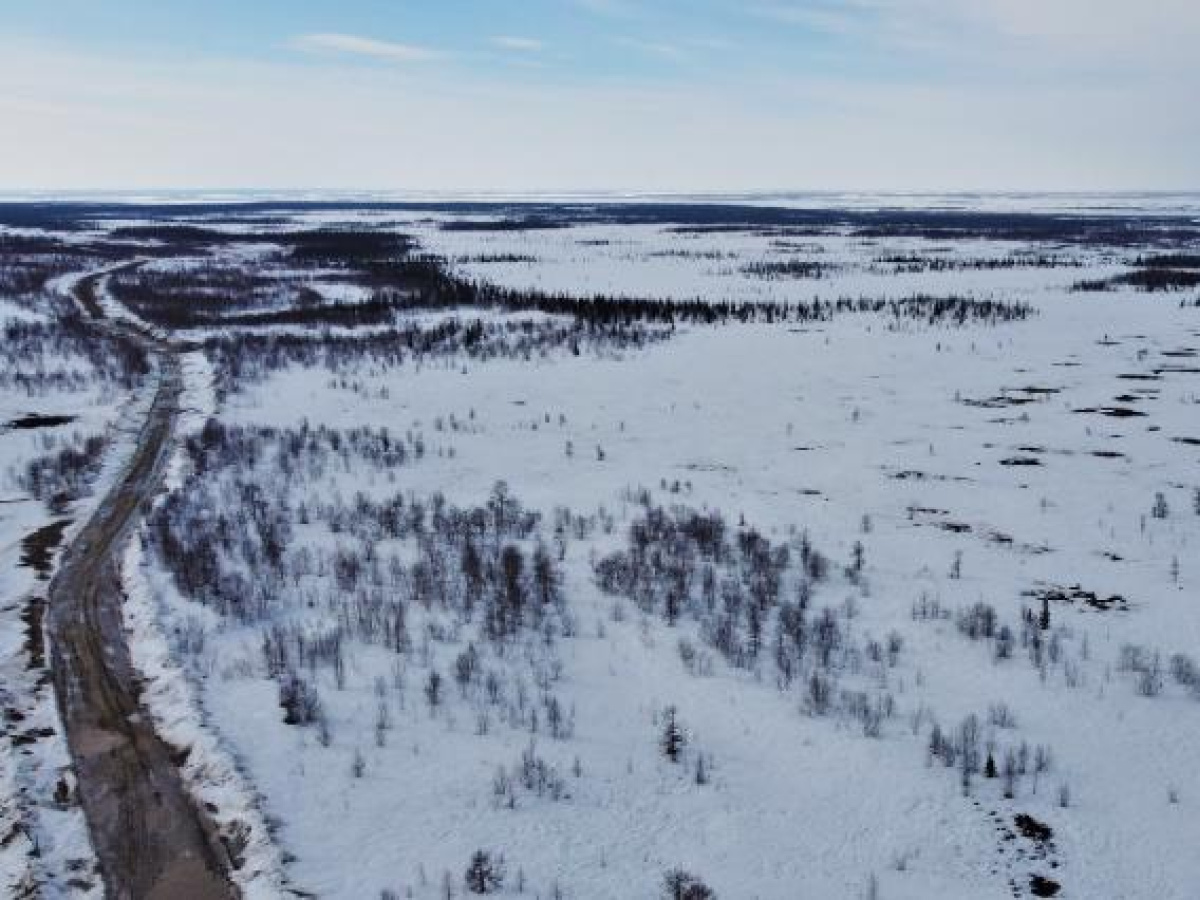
[109,224,248,245]
[7,199,1200,248]
[1072,268,1200,293]
[740,259,834,279]
[1136,254,1200,270]
[0,238,103,294]
[373,262,1034,327]
[870,253,1085,274]
[108,263,289,328]
[439,218,572,233]
[284,229,414,265]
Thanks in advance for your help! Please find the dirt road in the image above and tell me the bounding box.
[47,270,237,899]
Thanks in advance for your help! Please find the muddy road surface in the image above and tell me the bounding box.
[47,269,237,899]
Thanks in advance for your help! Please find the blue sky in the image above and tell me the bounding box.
[2,1,926,89]
[2,1,1198,191]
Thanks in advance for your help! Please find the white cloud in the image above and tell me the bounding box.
[490,36,545,53]
[751,2,871,34]
[291,33,443,63]
[616,37,685,61]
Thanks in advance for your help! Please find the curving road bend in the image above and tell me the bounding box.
[47,269,237,899]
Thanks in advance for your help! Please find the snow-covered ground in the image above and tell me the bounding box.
[0,272,153,897]
[409,222,1113,304]
[118,212,1200,900]
[4,204,1199,899]
[205,316,1197,897]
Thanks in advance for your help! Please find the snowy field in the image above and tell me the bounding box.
[2,200,1199,899]
[0,253,152,896]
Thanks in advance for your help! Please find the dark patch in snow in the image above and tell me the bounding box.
[10,726,55,747]
[906,505,949,516]
[1010,386,1062,396]
[888,469,971,483]
[985,530,1052,554]
[937,521,973,533]
[1029,875,1061,897]
[1014,814,1054,843]
[1025,583,1128,612]
[5,413,77,430]
[21,596,47,670]
[1000,456,1043,467]
[962,394,1043,409]
[684,462,737,473]
[19,518,72,579]
[1073,406,1146,418]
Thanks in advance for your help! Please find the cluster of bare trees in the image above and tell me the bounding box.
[927,712,1056,801]
[17,432,107,512]
[0,243,150,514]
[1,298,147,396]
[204,315,669,393]
[594,503,904,738]
[946,592,1200,705]
[153,423,568,636]
[148,419,583,754]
